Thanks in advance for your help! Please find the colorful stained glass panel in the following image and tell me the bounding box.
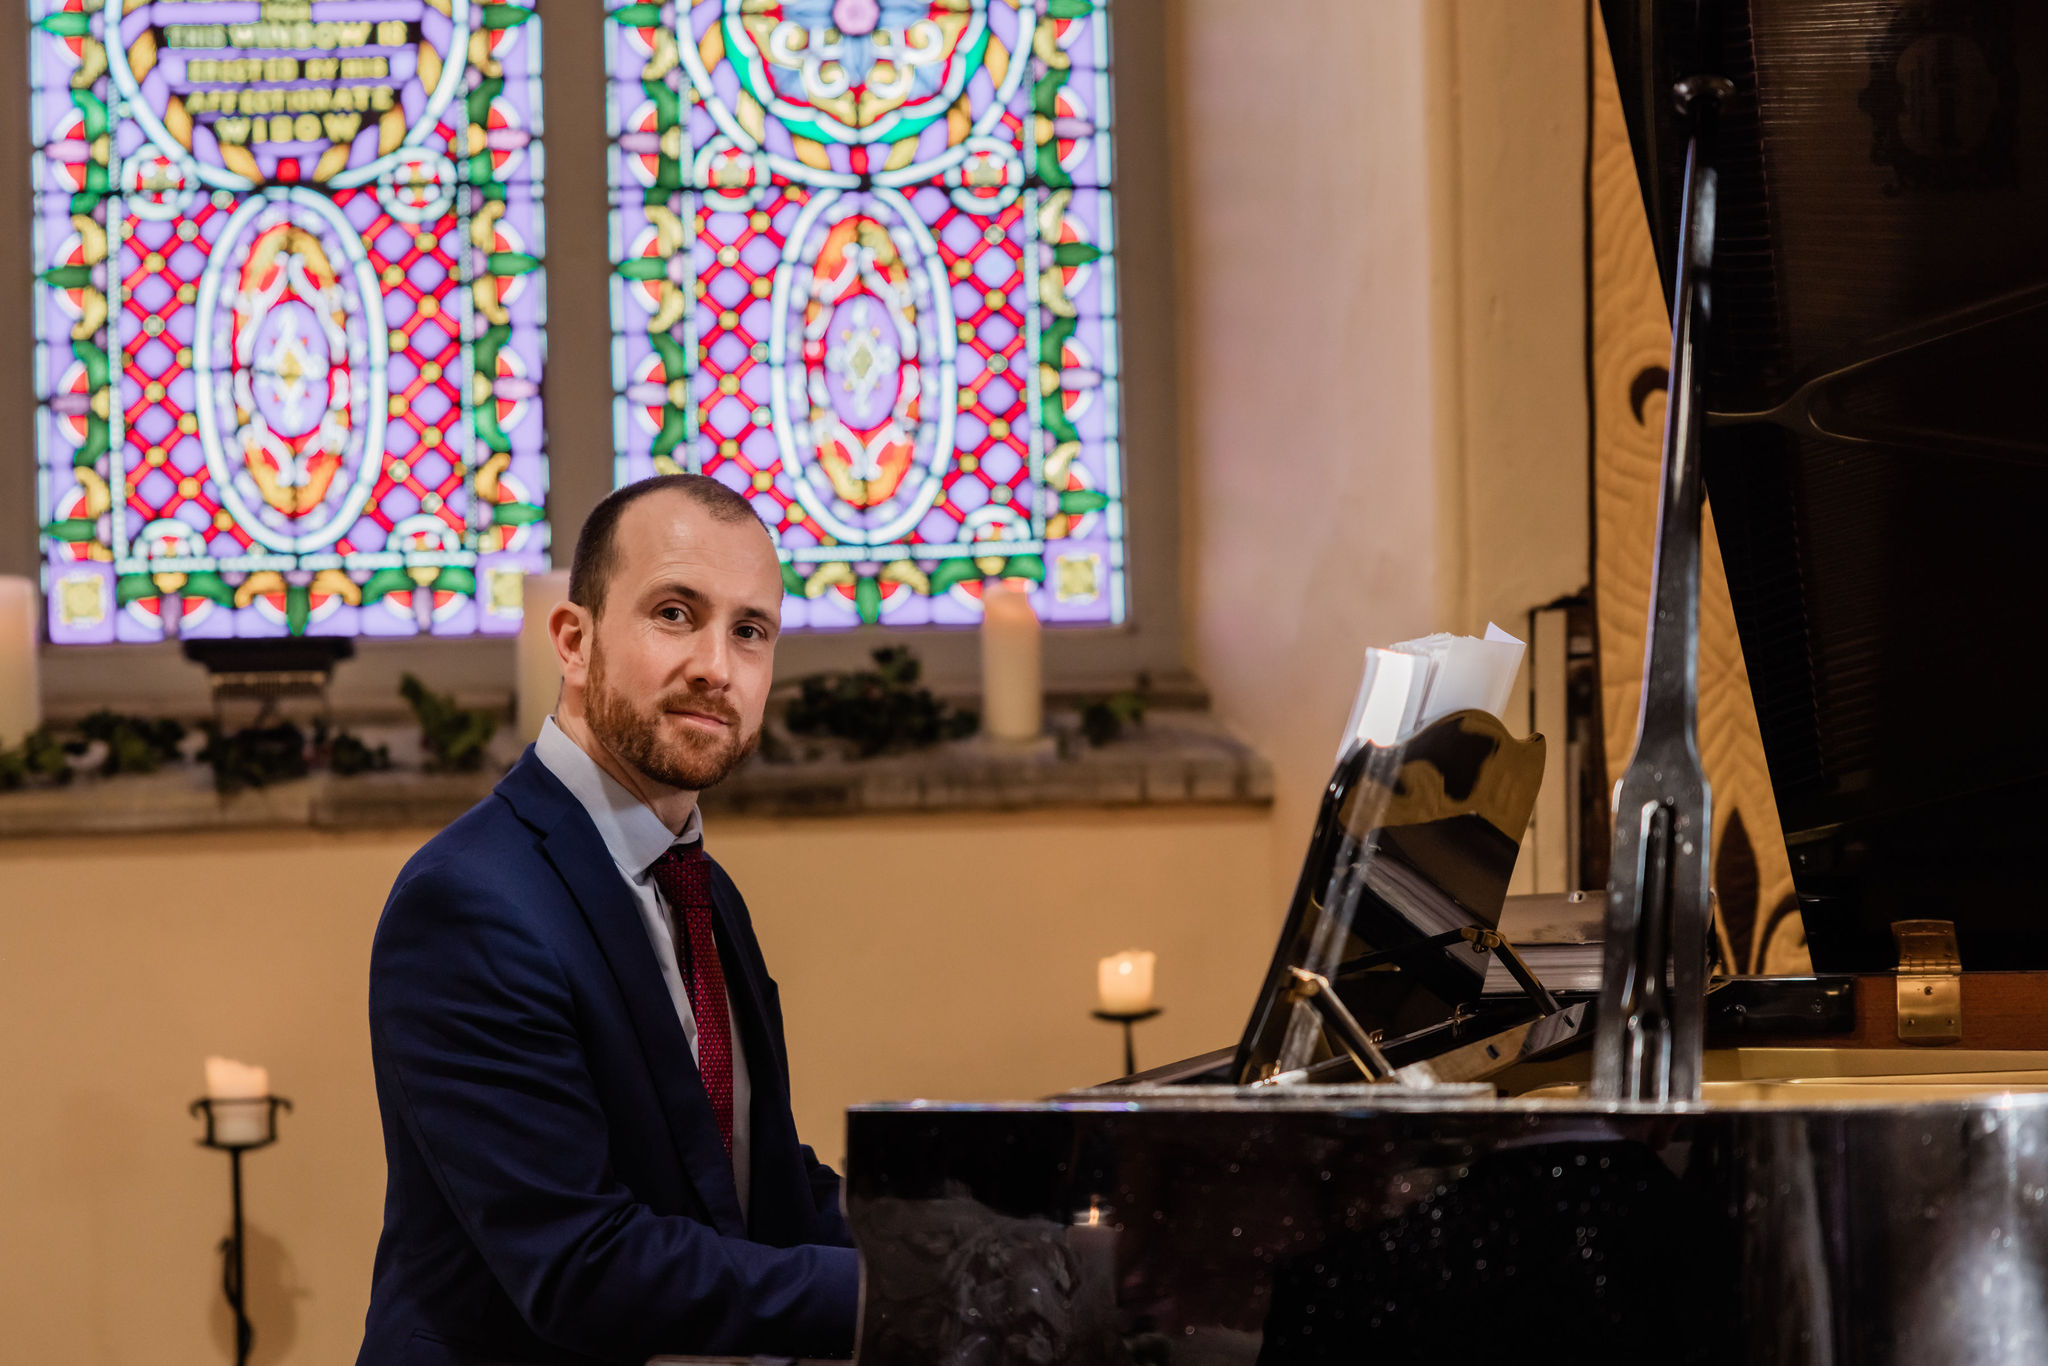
[29,0,549,643]
[605,0,1124,628]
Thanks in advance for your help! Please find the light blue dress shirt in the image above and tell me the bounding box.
[535,717,752,1216]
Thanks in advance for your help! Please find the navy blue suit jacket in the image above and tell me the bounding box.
[358,749,858,1366]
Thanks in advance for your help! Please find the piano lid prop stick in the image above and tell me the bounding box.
[1590,72,1733,1104]
[1283,967,1400,1084]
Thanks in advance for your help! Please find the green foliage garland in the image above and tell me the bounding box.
[74,709,186,776]
[316,718,391,777]
[783,647,979,758]
[0,728,72,790]
[401,673,500,773]
[199,722,310,795]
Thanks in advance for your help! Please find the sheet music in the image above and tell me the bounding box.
[1336,623,1527,759]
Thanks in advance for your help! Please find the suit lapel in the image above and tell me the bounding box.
[708,869,803,1243]
[501,753,748,1237]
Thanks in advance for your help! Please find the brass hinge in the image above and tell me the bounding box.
[1894,919,1962,1045]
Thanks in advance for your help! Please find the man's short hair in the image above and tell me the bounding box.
[568,474,763,617]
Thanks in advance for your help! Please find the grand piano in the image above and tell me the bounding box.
[841,1,2048,1361]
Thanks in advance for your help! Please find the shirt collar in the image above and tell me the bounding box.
[535,717,703,881]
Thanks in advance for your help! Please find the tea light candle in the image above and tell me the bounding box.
[205,1056,271,1146]
[0,576,40,749]
[515,569,571,743]
[1097,950,1156,1015]
[980,582,1042,741]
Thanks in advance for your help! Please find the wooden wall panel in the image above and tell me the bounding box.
[1589,14,1809,973]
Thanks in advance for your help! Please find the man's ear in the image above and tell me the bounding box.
[551,600,594,691]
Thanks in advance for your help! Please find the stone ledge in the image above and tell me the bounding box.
[717,714,1272,818]
[0,714,1271,839]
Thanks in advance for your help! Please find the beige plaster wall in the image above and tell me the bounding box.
[1171,0,1590,906]
[1171,0,1444,907]
[0,809,1272,1366]
[1432,1,1592,638]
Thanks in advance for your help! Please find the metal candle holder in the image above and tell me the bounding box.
[1092,1007,1162,1077]
[190,1096,291,1366]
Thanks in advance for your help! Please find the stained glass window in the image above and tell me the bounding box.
[28,0,548,643]
[604,0,1123,628]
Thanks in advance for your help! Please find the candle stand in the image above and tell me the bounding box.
[190,1096,291,1366]
[1093,1007,1162,1077]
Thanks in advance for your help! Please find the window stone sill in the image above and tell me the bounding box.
[0,713,1271,840]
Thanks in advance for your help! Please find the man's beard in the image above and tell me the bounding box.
[585,644,760,792]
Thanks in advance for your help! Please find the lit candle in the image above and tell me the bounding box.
[1097,950,1156,1015]
[515,569,571,744]
[0,576,40,749]
[980,582,1042,741]
[204,1056,271,1146]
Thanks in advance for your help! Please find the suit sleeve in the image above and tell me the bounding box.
[759,975,856,1248]
[370,866,858,1360]
[799,1145,855,1248]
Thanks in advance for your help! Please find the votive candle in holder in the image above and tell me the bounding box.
[980,582,1042,741]
[1097,950,1156,1015]
[0,576,40,749]
[515,569,571,744]
[205,1056,271,1147]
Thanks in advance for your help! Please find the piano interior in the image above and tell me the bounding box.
[843,1,2048,1361]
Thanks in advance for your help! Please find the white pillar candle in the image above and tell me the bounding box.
[980,582,1042,741]
[204,1056,271,1146]
[0,576,41,749]
[1097,950,1156,1015]
[515,569,571,744]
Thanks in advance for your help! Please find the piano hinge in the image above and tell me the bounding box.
[1894,919,1961,1045]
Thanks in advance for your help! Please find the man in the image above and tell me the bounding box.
[358,475,858,1366]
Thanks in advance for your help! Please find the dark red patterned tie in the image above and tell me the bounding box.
[648,843,734,1154]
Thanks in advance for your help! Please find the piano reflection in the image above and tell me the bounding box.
[843,1,2048,1362]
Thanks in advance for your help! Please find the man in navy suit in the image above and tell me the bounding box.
[359,475,859,1365]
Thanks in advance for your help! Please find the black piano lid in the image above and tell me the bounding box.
[1601,0,2048,972]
